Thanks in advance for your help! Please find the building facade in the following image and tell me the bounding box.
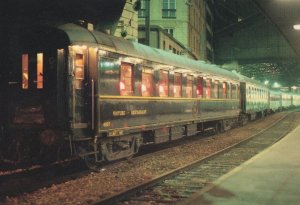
[139,25,195,59]
[138,0,211,61]
[114,0,139,40]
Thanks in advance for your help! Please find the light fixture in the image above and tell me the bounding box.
[293,24,300,30]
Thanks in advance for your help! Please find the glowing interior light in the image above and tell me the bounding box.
[141,84,147,93]
[293,24,300,30]
[196,89,200,95]
[120,81,125,90]
[159,85,164,93]
[174,88,177,93]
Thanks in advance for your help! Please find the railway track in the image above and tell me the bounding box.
[95,111,299,205]
[0,159,90,201]
[0,116,225,201]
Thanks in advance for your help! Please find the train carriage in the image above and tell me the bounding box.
[269,89,282,112]
[282,92,293,109]
[0,23,242,165]
[4,22,299,167]
[235,72,269,120]
[292,93,300,107]
[64,23,242,162]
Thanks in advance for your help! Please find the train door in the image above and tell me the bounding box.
[69,47,92,137]
[240,82,246,113]
[70,49,88,136]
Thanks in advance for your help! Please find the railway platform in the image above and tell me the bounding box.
[180,124,300,205]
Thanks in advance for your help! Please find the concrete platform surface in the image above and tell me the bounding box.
[180,125,300,205]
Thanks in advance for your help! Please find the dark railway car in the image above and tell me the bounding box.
[0,23,242,166]
[6,23,300,168]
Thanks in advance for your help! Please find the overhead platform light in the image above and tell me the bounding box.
[293,24,300,30]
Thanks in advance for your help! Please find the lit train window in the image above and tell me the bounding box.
[197,77,203,98]
[22,54,29,89]
[186,75,193,98]
[227,83,231,99]
[202,78,206,98]
[205,79,211,98]
[37,53,43,89]
[75,53,84,89]
[212,80,218,99]
[248,87,251,99]
[232,84,237,99]
[158,70,169,97]
[21,53,44,89]
[174,72,182,97]
[142,67,153,97]
[222,82,227,99]
[218,82,223,98]
[120,62,133,96]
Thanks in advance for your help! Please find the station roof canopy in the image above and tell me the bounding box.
[254,0,300,58]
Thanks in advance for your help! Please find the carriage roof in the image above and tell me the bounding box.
[59,23,239,81]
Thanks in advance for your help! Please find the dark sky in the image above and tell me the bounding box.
[0,0,126,31]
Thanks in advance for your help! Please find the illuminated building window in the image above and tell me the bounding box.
[158,70,169,97]
[120,62,133,96]
[142,67,153,97]
[186,75,193,98]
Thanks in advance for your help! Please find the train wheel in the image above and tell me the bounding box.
[101,135,142,161]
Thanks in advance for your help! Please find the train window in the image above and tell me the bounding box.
[37,53,43,89]
[222,82,227,99]
[120,62,133,96]
[186,75,193,98]
[202,78,206,98]
[212,80,218,99]
[218,82,223,98]
[142,67,153,97]
[248,87,251,99]
[75,53,84,89]
[159,70,169,97]
[205,79,211,98]
[232,84,237,99]
[22,54,29,89]
[197,77,203,98]
[21,53,44,89]
[174,72,182,97]
[227,83,231,99]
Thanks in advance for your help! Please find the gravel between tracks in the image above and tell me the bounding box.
[2,112,289,205]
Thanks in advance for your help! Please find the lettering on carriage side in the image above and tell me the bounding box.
[131,109,147,115]
[113,111,126,116]
[102,121,111,127]
[109,130,124,137]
